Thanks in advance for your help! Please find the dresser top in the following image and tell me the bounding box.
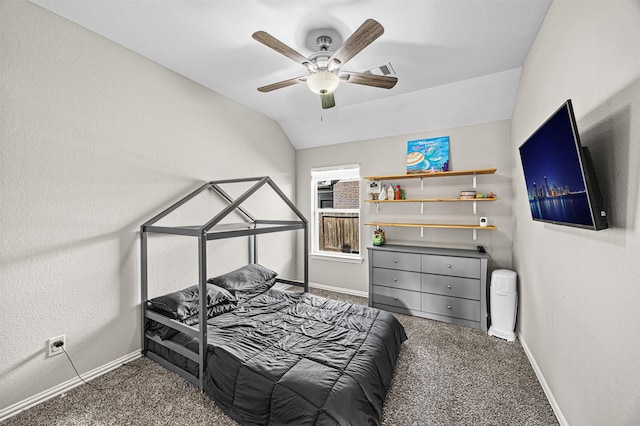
[367,244,490,259]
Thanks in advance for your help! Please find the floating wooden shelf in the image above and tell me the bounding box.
[364,197,497,203]
[364,167,498,240]
[363,167,497,181]
[365,222,497,230]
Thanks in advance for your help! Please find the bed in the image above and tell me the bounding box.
[141,178,407,425]
[145,264,407,425]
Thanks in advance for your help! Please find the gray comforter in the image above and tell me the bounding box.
[149,288,407,425]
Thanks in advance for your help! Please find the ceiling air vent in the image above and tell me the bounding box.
[364,62,396,77]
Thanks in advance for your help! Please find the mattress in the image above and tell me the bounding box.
[147,288,407,425]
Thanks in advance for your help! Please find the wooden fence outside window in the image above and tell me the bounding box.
[320,214,359,254]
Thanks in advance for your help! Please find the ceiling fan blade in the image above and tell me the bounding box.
[321,93,336,109]
[257,76,306,93]
[329,19,384,68]
[342,71,398,89]
[253,31,312,69]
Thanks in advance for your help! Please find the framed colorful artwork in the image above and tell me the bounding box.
[406,136,450,174]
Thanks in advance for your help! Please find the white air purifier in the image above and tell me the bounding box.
[488,269,518,342]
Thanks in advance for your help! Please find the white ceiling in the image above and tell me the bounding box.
[31,0,551,150]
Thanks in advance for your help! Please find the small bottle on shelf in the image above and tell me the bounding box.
[378,185,387,200]
[387,184,394,200]
[394,185,401,200]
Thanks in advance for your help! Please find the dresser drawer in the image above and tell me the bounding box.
[372,268,421,292]
[422,255,480,278]
[372,285,421,310]
[372,251,421,272]
[421,274,481,300]
[421,294,480,321]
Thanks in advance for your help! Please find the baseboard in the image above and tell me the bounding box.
[0,351,141,423]
[518,334,569,426]
[309,281,369,298]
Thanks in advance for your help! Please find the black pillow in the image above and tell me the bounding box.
[207,263,278,294]
[147,283,236,322]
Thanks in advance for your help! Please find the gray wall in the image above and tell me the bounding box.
[510,1,640,424]
[1,0,296,412]
[296,120,513,293]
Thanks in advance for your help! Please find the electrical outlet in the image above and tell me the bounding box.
[48,335,65,357]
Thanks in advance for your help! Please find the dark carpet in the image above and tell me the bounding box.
[3,288,557,425]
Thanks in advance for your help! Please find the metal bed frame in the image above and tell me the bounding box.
[140,177,308,389]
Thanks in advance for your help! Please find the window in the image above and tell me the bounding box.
[311,165,361,260]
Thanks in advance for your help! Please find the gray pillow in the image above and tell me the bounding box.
[147,283,236,322]
[207,263,278,294]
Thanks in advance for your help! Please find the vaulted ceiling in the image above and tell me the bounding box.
[31,0,551,149]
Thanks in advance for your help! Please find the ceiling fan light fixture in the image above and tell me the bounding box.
[306,71,340,94]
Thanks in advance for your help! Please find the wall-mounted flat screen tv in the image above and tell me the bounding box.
[519,99,608,230]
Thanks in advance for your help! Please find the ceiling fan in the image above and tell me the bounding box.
[252,19,398,109]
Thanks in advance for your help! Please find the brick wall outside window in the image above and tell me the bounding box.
[333,180,360,209]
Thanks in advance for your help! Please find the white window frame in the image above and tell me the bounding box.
[310,165,362,263]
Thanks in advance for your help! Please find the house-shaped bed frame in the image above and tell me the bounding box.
[140,176,309,389]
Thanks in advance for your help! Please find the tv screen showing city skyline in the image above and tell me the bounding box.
[519,101,594,227]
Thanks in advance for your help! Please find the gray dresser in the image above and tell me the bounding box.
[368,244,489,331]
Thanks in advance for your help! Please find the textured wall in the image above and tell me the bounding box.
[296,120,513,293]
[0,0,296,412]
[510,1,640,424]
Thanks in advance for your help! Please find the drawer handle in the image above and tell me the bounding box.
[447,305,452,310]
[393,277,398,282]
[447,264,452,269]
[393,259,398,263]
[447,285,452,289]
[394,296,398,301]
